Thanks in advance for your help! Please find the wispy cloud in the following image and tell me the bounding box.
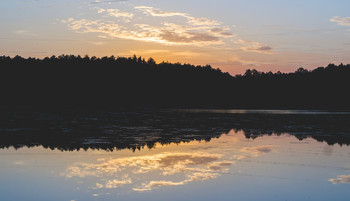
[61,6,235,46]
[237,39,274,54]
[90,0,128,5]
[135,6,220,26]
[60,4,272,67]
[62,20,226,45]
[135,6,188,18]
[330,16,350,27]
[98,8,134,22]
[14,30,29,35]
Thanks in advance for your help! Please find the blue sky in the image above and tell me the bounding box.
[1,0,350,74]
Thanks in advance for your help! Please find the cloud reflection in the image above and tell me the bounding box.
[329,175,350,184]
[234,145,274,160]
[96,178,132,189]
[133,172,219,191]
[61,145,273,192]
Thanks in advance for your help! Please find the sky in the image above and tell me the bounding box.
[1,0,350,75]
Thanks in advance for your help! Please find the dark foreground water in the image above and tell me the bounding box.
[0,109,349,201]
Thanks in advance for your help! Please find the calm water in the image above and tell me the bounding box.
[0,109,349,201]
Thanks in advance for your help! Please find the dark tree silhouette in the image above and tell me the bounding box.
[0,55,350,109]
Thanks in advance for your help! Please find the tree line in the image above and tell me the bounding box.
[0,55,349,109]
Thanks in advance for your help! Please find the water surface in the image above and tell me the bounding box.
[0,109,349,201]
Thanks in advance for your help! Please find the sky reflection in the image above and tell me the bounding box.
[329,175,350,184]
[1,131,350,201]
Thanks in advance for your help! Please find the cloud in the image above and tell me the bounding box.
[187,16,220,26]
[329,175,350,184]
[255,46,272,51]
[210,27,235,37]
[211,28,223,33]
[330,16,350,26]
[62,18,224,45]
[14,30,29,35]
[61,5,272,67]
[61,5,240,46]
[135,6,220,26]
[135,6,187,18]
[61,6,234,46]
[90,0,128,4]
[237,40,273,54]
[98,8,134,21]
[159,29,220,44]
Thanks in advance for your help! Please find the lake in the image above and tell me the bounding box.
[0,109,349,201]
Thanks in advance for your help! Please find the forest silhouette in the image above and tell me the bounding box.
[1,55,350,109]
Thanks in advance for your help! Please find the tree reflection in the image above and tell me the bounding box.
[0,109,349,151]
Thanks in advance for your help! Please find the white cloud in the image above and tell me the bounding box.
[90,0,128,5]
[62,18,224,45]
[135,6,187,18]
[135,6,220,26]
[330,16,350,26]
[98,8,134,22]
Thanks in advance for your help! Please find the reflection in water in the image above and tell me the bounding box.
[1,109,350,201]
[1,131,349,200]
[1,109,350,152]
[59,133,275,192]
[179,109,350,115]
[329,175,350,184]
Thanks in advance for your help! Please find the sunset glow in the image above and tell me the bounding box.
[1,0,350,74]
